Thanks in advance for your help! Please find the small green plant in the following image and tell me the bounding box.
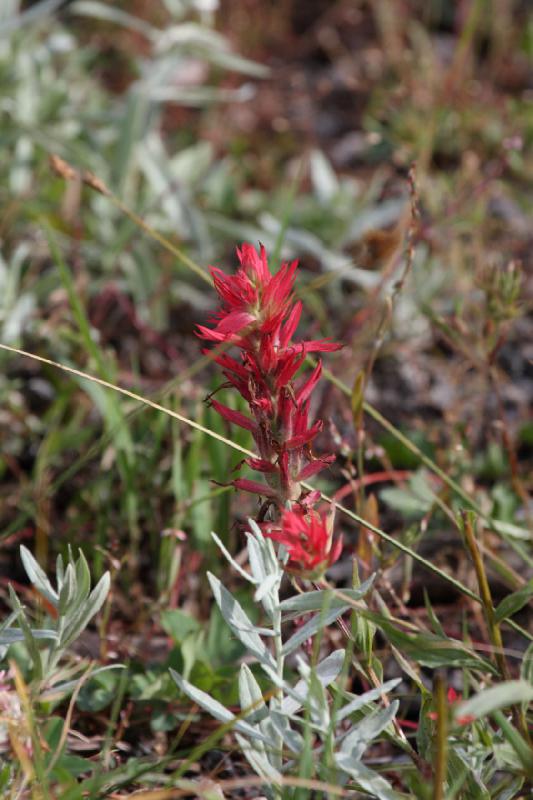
[0,546,113,795]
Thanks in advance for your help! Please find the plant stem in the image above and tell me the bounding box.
[432,675,448,800]
[272,601,284,796]
[460,511,530,742]
[460,511,507,677]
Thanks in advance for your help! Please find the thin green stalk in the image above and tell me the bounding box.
[460,511,507,675]
[460,511,530,742]
[432,675,448,800]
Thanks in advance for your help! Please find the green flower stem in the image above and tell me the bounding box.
[272,601,284,776]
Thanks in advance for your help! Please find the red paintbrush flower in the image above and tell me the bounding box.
[264,507,343,577]
[197,244,341,512]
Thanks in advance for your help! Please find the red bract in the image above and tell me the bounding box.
[197,243,341,511]
[427,688,475,727]
[264,507,343,577]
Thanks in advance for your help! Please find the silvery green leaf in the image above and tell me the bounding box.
[74,550,91,602]
[170,669,273,746]
[0,610,19,633]
[61,572,110,649]
[246,526,280,616]
[230,621,275,638]
[235,733,281,785]
[246,518,278,568]
[521,643,533,685]
[210,532,254,583]
[282,606,350,656]
[448,749,491,798]
[70,1,157,37]
[492,777,524,800]
[246,530,268,585]
[340,700,399,760]
[336,679,402,722]
[239,663,268,723]
[55,554,64,591]
[281,650,345,716]
[207,573,275,669]
[456,680,533,720]
[0,628,58,644]
[334,754,405,800]
[308,672,330,731]
[20,545,58,608]
[58,564,76,616]
[8,585,43,680]
[254,574,280,604]
[279,578,375,617]
[40,664,125,702]
[491,520,531,540]
[269,710,303,754]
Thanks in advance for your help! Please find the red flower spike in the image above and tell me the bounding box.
[197,243,341,512]
[264,507,342,577]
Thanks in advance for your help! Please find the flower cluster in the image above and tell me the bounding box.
[265,507,343,578]
[198,243,343,573]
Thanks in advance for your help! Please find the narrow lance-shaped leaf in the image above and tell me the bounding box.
[239,663,268,723]
[61,572,110,649]
[282,605,350,656]
[340,700,400,760]
[281,650,345,716]
[457,681,533,721]
[494,579,533,623]
[280,577,375,616]
[20,545,58,608]
[207,573,275,668]
[336,679,402,722]
[210,531,254,584]
[8,585,43,681]
[170,669,274,746]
